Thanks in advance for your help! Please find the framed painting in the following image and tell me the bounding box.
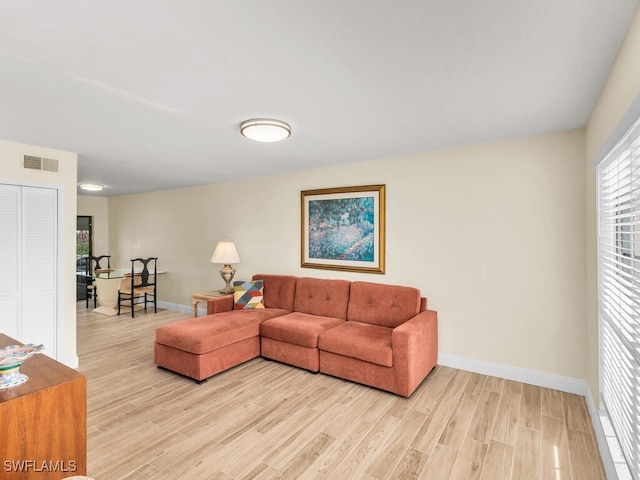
[301,184,385,274]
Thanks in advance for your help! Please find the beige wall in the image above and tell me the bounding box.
[77,195,109,257]
[109,129,587,380]
[585,5,640,401]
[0,138,78,366]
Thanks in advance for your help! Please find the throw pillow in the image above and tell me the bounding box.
[233,280,265,310]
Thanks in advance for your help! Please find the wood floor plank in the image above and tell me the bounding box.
[321,388,374,438]
[411,365,456,415]
[562,392,591,433]
[443,369,473,400]
[410,394,459,455]
[76,303,607,480]
[260,408,327,469]
[484,375,505,393]
[519,383,542,431]
[467,389,501,444]
[512,427,541,480]
[540,387,564,419]
[358,388,397,423]
[448,437,488,480]
[270,432,335,480]
[297,417,373,480]
[566,428,606,480]
[388,447,430,480]
[365,409,427,479]
[193,429,265,477]
[464,372,488,396]
[328,413,400,480]
[119,462,161,480]
[540,415,572,480]
[439,392,480,450]
[239,463,278,480]
[491,380,522,446]
[478,440,514,480]
[418,443,458,480]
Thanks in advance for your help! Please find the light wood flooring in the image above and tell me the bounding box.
[77,304,606,480]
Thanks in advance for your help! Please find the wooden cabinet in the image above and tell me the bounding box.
[0,334,86,479]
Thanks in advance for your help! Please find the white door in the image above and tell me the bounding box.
[0,183,57,356]
[0,184,20,338]
[20,186,57,352]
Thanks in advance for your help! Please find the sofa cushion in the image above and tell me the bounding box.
[252,274,298,310]
[293,277,351,319]
[155,308,289,354]
[318,321,393,367]
[234,280,265,309]
[347,281,421,328]
[260,312,344,348]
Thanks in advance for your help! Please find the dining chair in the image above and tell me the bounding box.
[85,255,111,308]
[117,257,158,317]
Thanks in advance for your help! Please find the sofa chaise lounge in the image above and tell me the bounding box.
[154,274,438,397]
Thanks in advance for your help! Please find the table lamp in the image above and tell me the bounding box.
[211,240,240,294]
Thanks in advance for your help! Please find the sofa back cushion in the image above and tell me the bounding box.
[347,281,421,328]
[293,277,351,319]
[251,274,298,311]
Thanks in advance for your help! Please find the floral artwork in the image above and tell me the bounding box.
[301,185,385,274]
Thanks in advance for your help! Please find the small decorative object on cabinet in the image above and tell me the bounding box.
[0,343,44,389]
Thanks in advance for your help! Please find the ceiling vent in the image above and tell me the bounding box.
[22,155,59,173]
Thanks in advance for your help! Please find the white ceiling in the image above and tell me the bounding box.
[0,1,637,196]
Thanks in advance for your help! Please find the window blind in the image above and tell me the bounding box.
[597,113,640,480]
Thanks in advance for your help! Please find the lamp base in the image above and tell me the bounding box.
[219,265,236,295]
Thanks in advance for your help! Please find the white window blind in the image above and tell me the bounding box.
[598,112,640,480]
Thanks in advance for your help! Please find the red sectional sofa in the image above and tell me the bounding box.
[154,274,438,397]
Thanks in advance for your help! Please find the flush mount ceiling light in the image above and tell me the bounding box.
[79,183,104,192]
[240,118,291,142]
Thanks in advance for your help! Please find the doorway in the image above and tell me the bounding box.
[76,216,92,301]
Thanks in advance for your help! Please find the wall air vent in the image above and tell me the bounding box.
[22,155,59,173]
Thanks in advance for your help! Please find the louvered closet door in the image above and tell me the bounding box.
[20,186,57,354]
[0,185,20,338]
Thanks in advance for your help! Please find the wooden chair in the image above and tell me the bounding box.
[117,257,158,317]
[86,255,111,308]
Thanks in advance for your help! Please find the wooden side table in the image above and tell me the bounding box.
[191,290,230,317]
[0,333,87,479]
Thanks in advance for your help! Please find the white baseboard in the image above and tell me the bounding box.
[438,353,618,479]
[438,353,587,394]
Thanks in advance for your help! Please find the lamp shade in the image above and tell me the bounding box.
[211,241,240,264]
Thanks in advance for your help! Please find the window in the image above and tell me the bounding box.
[597,112,640,479]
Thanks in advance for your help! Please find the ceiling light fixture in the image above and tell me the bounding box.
[240,118,291,142]
[79,183,104,192]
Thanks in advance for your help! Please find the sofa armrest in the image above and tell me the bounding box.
[207,295,234,314]
[392,309,438,396]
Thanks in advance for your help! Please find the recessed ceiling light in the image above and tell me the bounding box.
[240,118,291,142]
[79,183,104,192]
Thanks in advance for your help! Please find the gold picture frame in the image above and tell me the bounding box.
[301,184,385,274]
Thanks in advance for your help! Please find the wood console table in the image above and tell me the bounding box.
[0,334,87,479]
[191,290,230,317]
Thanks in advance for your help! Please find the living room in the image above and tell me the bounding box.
[2,1,640,479]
